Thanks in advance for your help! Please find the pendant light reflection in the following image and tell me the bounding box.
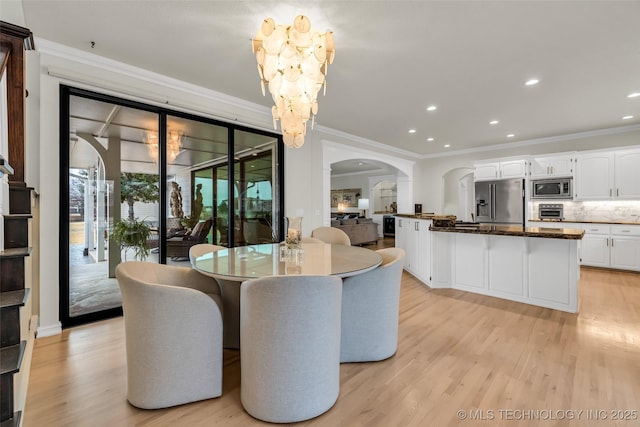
[252,15,336,148]
[143,130,183,163]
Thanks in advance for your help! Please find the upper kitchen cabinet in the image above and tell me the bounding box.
[474,159,527,181]
[529,155,574,178]
[614,148,640,199]
[574,152,614,200]
[575,148,640,200]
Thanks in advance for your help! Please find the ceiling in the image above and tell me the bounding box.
[18,0,640,160]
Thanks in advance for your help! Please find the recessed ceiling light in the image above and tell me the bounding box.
[358,162,364,166]
[489,120,499,125]
[427,105,437,112]
[525,79,539,86]
[507,134,515,138]
[443,144,450,148]
[627,92,640,98]
[622,115,634,120]
[427,137,434,142]
[409,129,416,133]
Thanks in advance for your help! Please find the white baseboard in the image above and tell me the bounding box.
[36,321,62,338]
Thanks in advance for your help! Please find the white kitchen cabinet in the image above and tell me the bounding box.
[474,159,526,181]
[429,228,580,312]
[474,162,500,181]
[610,225,640,271]
[528,238,576,307]
[430,232,452,288]
[395,217,409,268]
[488,235,526,297]
[574,149,640,200]
[529,155,574,178]
[574,152,614,200]
[614,149,640,199]
[580,224,610,268]
[395,218,432,282]
[453,233,486,291]
[416,220,432,282]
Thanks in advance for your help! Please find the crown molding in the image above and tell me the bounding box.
[36,38,270,116]
[315,124,422,159]
[421,124,640,159]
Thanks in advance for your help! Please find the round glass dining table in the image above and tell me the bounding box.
[193,242,383,348]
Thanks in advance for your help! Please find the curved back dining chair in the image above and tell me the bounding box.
[240,275,342,423]
[311,226,351,245]
[300,236,324,244]
[340,247,405,363]
[189,243,226,267]
[115,261,224,409]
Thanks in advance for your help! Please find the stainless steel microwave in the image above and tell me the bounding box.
[531,178,572,199]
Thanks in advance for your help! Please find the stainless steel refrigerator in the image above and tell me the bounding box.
[474,179,525,225]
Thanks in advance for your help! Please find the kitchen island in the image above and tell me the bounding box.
[395,215,585,313]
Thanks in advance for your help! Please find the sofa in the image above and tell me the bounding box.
[330,217,378,246]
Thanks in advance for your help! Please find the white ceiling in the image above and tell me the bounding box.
[18,0,640,159]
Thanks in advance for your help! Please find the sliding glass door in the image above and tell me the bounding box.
[60,86,284,328]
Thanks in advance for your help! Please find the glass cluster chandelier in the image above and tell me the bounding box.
[252,15,335,148]
[143,130,183,163]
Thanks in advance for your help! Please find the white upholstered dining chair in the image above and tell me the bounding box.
[189,243,226,267]
[115,261,224,409]
[311,226,351,245]
[340,247,405,363]
[240,275,343,423]
[300,236,324,244]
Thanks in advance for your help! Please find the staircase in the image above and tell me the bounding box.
[0,164,32,426]
[1,20,35,427]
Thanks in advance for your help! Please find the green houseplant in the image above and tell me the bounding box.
[111,217,152,260]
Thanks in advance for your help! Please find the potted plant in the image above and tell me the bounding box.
[111,217,152,260]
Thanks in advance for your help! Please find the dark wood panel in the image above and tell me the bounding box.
[0,21,33,184]
[0,258,24,292]
[2,218,28,248]
[8,186,31,214]
[0,307,20,347]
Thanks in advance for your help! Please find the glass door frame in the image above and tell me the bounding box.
[59,85,284,328]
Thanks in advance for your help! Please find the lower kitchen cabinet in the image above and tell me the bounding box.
[581,233,610,268]
[529,221,640,271]
[610,225,640,271]
[417,228,579,312]
[395,217,431,283]
[488,236,526,297]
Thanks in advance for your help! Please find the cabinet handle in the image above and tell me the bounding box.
[617,188,619,197]
[609,189,612,197]
[415,222,419,231]
[606,238,609,247]
[620,230,630,233]
[612,239,614,247]
[547,166,550,174]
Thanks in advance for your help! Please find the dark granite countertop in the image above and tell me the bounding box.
[529,219,640,226]
[430,224,585,240]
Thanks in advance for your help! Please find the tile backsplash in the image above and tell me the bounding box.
[531,201,640,223]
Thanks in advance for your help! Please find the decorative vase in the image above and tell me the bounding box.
[285,216,302,248]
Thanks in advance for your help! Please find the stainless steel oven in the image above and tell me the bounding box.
[539,203,564,220]
[531,178,572,199]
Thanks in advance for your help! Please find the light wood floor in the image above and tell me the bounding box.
[24,266,639,426]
